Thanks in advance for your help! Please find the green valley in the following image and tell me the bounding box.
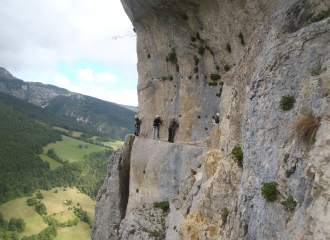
[0,187,95,240]
[0,72,128,239]
[42,135,107,164]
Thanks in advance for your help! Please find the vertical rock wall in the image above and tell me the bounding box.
[93,0,330,239]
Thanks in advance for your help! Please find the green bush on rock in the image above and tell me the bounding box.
[153,201,169,211]
[261,182,279,202]
[279,95,296,111]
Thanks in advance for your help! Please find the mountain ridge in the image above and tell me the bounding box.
[0,67,137,139]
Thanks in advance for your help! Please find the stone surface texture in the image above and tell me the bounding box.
[93,0,330,239]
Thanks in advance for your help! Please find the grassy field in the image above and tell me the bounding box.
[42,135,107,163]
[39,153,63,170]
[102,140,124,150]
[0,197,48,238]
[53,126,82,137]
[56,222,91,240]
[0,187,95,239]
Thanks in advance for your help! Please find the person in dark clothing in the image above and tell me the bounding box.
[134,115,141,136]
[153,115,163,140]
[215,113,220,125]
[168,117,179,143]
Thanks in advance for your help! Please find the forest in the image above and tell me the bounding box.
[0,102,112,204]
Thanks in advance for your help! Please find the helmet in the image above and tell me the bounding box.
[172,117,175,119]
[135,115,138,118]
[156,115,160,118]
[216,113,219,116]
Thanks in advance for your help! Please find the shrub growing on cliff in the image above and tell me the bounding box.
[191,36,196,42]
[153,201,169,211]
[167,49,177,63]
[194,57,199,66]
[194,67,199,73]
[308,8,330,24]
[226,43,232,53]
[293,110,321,146]
[210,74,221,81]
[147,53,151,59]
[279,95,296,111]
[261,182,279,202]
[231,144,243,166]
[176,64,180,72]
[221,208,229,224]
[238,32,245,45]
[183,14,188,20]
[169,76,173,81]
[281,195,297,211]
[198,46,205,55]
[224,64,230,72]
[196,32,201,40]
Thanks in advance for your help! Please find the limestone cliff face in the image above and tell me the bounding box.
[93,0,330,239]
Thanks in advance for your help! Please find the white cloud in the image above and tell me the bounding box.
[53,74,71,88]
[106,89,138,106]
[77,68,117,85]
[95,72,117,84]
[0,0,138,81]
[78,68,94,82]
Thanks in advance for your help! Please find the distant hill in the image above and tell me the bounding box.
[0,92,99,136]
[45,95,135,139]
[0,67,136,139]
[118,104,138,112]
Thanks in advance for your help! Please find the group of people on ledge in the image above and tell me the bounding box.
[134,113,219,143]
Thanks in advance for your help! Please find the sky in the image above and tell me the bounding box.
[0,0,138,106]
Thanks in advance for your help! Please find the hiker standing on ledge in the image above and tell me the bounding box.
[153,115,163,140]
[215,113,220,125]
[134,115,141,137]
[168,117,179,143]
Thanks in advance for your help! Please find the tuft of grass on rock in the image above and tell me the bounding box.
[293,109,321,147]
[224,64,230,72]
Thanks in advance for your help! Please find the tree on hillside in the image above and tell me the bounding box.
[27,197,38,206]
[79,145,82,149]
[36,191,43,199]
